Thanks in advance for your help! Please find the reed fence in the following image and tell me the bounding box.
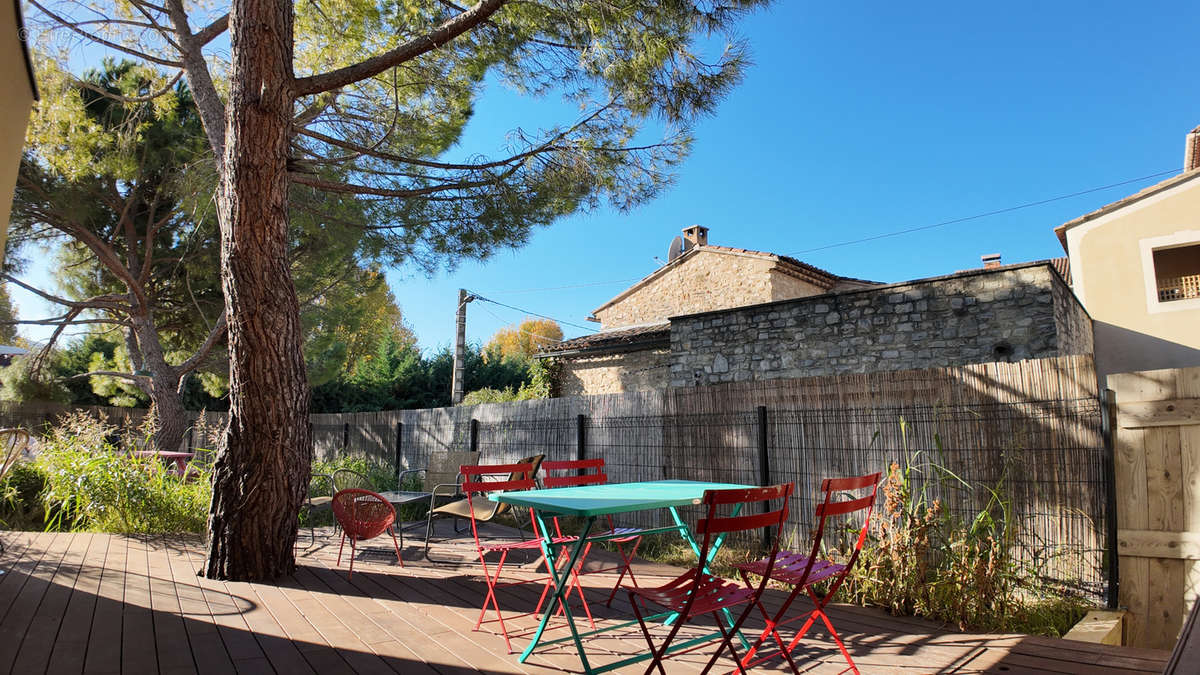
[0,354,1111,601]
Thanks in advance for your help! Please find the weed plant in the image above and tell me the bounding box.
[32,411,210,533]
[838,420,1090,637]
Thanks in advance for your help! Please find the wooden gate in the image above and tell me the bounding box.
[1111,365,1200,649]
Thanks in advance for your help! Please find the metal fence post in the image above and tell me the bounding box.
[757,405,770,550]
[1100,388,1119,609]
[394,422,403,487]
[470,418,479,453]
[576,414,587,476]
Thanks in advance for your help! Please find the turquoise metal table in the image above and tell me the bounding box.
[494,479,756,674]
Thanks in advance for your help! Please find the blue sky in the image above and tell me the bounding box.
[13,0,1200,353]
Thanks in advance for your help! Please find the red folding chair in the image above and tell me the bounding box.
[460,462,595,653]
[626,483,794,675]
[541,458,645,605]
[331,489,404,579]
[735,472,881,674]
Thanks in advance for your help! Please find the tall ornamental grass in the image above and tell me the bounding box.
[33,411,210,533]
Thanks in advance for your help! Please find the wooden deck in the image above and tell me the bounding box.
[0,528,1171,674]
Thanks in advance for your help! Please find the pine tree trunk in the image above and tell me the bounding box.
[203,0,310,581]
[131,320,189,454]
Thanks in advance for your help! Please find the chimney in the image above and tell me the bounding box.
[981,253,1002,269]
[1186,125,1200,172]
[681,225,708,247]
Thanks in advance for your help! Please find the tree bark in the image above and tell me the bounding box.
[203,0,310,580]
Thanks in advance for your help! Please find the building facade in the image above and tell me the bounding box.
[544,227,1091,396]
[1054,127,1200,379]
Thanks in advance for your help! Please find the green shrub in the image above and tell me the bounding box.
[0,461,51,529]
[34,411,210,534]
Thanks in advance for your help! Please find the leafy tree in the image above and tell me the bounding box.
[484,318,562,361]
[10,62,406,444]
[0,286,19,344]
[29,0,773,579]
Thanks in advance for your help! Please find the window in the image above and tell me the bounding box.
[1153,243,1200,302]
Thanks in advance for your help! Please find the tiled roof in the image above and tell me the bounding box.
[538,323,670,356]
[1054,168,1200,250]
[1049,256,1071,285]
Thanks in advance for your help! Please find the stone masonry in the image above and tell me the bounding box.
[592,249,826,329]
[557,348,670,397]
[668,263,1091,387]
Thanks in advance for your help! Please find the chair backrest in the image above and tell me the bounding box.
[804,472,882,594]
[541,458,606,488]
[459,461,538,535]
[332,488,396,540]
[425,450,480,490]
[681,483,794,618]
[332,468,374,492]
[310,473,334,499]
[0,428,30,482]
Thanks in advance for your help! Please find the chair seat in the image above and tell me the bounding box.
[432,495,495,519]
[308,496,333,508]
[589,526,642,542]
[629,569,755,618]
[736,551,846,587]
[481,535,578,553]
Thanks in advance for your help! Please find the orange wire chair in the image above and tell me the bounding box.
[735,472,881,674]
[541,458,645,605]
[626,482,794,675]
[460,461,594,653]
[332,488,404,579]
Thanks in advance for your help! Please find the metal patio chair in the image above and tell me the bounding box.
[422,453,545,562]
[626,482,794,675]
[298,472,334,548]
[734,472,881,674]
[457,460,593,653]
[332,488,404,579]
[332,468,375,492]
[0,429,30,554]
[541,458,646,606]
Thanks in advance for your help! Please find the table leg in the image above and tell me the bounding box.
[520,511,597,672]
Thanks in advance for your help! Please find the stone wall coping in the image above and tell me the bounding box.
[667,259,1089,323]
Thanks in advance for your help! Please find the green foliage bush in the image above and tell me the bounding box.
[0,462,51,530]
[33,412,210,533]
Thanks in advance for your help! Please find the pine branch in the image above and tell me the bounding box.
[294,0,508,96]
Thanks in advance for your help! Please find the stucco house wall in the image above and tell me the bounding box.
[668,263,1089,387]
[1057,168,1200,378]
[0,0,37,254]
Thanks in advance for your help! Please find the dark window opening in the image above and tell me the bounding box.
[1153,243,1200,302]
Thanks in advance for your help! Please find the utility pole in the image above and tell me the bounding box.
[451,289,474,404]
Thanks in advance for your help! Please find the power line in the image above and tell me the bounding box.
[474,302,565,344]
[491,278,643,294]
[467,291,594,331]
[794,168,1178,255]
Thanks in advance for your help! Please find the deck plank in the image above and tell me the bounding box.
[47,533,110,675]
[86,532,127,674]
[12,531,92,674]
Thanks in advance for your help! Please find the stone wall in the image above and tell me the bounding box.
[1052,274,1095,356]
[557,347,671,396]
[593,249,824,328]
[668,263,1092,387]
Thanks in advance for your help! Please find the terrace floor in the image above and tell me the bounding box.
[0,526,1170,674]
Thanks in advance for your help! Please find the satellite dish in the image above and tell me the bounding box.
[667,236,686,262]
